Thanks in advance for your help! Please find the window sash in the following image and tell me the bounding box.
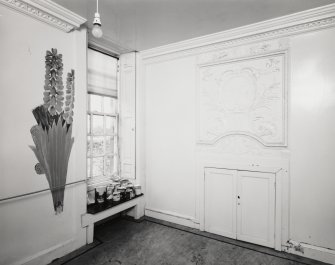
[87,94,119,180]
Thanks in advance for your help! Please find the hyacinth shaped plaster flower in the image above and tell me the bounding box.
[64,70,75,124]
[44,48,64,115]
[30,48,75,214]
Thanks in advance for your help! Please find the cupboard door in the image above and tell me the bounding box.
[236,171,275,248]
[205,168,237,239]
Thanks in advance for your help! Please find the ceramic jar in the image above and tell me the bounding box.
[96,186,106,204]
[134,185,142,196]
[87,189,95,205]
[112,191,120,202]
[117,187,126,201]
[106,185,114,201]
[126,188,135,200]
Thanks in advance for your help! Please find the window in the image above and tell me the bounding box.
[87,48,119,186]
[87,94,118,179]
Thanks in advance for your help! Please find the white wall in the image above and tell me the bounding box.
[289,29,335,250]
[144,56,197,222]
[139,8,335,264]
[0,5,87,265]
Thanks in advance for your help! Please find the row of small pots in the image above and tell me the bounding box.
[88,183,142,205]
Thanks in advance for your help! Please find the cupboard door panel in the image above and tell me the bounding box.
[205,168,237,239]
[237,171,275,248]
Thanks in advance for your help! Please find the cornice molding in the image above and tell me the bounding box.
[0,0,86,32]
[141,3,335,60]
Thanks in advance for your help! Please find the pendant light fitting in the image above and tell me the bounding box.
[92,0,103,38]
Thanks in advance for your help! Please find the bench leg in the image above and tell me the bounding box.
[126,198,145,220]
[134,197,145,219]
[134,204,143,219]
[86,224,94,244]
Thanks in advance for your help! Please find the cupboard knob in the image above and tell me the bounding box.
[237,196,240,199]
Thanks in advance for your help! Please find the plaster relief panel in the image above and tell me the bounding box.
[196,135,287,158]
[197,39,289,65]
[198,52,287,147]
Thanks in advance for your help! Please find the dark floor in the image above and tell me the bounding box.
[52,217,329,265]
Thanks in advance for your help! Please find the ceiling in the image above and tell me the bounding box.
[54,0,335,52]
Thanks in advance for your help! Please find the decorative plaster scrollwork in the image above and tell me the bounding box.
[196,135,284,157]
[198,52,287,147]
[198,39,289,65]
[0,0,86,32]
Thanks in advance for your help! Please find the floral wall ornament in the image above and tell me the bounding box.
[29,48,75,214]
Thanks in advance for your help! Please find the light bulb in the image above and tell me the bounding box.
[92,10,103,38]
[92,24,103,38]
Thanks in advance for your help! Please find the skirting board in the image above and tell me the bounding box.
[10,236,85,265]
[145,208,199,229]
[284,241,335,265]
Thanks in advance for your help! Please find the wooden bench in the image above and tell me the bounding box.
[81,196,144,244]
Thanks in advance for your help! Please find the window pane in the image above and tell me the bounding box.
[105,116,115,135]
[87,158,91,178]
[92,136,104,156]
[87,114,91,134]
[92,157,103,177]
[92,115,104,135]
[104,97,116,114]
[90,94,102,112]
[105,156,113,176]
[106,136,114,154]
[87,138,91,156]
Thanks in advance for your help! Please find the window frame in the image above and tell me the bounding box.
[86,48,120,185]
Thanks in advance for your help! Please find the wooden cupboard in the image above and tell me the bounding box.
[205,168,275,248]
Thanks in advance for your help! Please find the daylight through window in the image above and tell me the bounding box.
[87,48,119,186]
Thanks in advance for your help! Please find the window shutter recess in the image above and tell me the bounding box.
[119,52,136,179]
[87,49,118,97]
